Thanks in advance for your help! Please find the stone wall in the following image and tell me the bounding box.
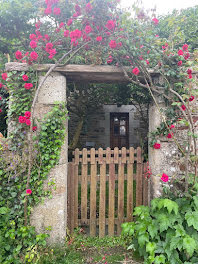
[29,73,68,244]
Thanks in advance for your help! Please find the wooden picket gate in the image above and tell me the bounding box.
[67,147,149,237]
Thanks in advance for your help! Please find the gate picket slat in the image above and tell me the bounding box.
[74,164,79,228]
[81,148,88,222]
[90,148,97,236]
[108,163,115,236]
[99,162,106,238]
[114,147,119,164]
[117,162,124,235]
[127,163,133,222]
[136,147,143,207]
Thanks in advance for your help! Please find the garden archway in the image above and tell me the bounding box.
[5,62,184,243]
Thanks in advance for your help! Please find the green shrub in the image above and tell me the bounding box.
[122,196,198,264]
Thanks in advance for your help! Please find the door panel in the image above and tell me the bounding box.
[110,113,129,149]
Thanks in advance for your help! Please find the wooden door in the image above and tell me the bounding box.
[110,113,129,149]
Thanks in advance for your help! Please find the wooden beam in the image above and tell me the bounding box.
[5,62,161,83]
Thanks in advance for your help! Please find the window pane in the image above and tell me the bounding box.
[120,120,126,126]
[114,125,119,135]
[120,126,126,136]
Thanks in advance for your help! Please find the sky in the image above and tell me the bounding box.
[121,0,198,15]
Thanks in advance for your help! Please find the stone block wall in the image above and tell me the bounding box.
[68,104,148,150]
[28,72,68,244]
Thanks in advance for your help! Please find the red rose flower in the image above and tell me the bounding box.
[30,40,37,49]
[178,49,183,56]
[107,56,113,64]
[146,60,149,65]
[170,124,175,129]
[181,105,186,110]
[15,50,23,60]
[105,20,116,31]
[67,19,73,26]
[22,75,29,81]
[189,96,194,102]
[167,133,173,139]
[153,143,160,149]
[2,73,8,81]
[188,74,192,79]
[45,34,50,41]
[84,25,92,34]
[44,6,52,15]
[0,83,3,88]
[182,43,188,51]
[30,51,38,61]
[161,173,169,182]
[45,42,53,52]
[109,40,117,49]
[59,22,64,28]
[33,126,37,131]
[26,189,32,195]
[53,7,61,15]
[184,52,190,60]
[29,34,36,40]
[0,109,2,113]
[0,96,2,100]
[187,69,192,74]
[64,30,69,37]
[18,116,26,123]
[96,36,102,42]
[24,111,31,119]
[26,119,31,126]
[152,18,159,25]
[132,67,140,75]
[24,83,33,90]
[177,61,182,66]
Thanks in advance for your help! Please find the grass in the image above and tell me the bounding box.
[38,230,142,264]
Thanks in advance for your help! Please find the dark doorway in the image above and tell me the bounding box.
[110,113,129,149]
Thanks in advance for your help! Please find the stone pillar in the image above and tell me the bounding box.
[149,99,180,199]
[30,72,68,244]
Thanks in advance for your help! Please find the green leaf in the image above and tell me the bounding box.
[185,211,198,230]
[162,199,178,214]
[138,233,149,248]
[154,254,166,264]
[148,223,158,239]
[146,242,156,254]
[183,236,197,257]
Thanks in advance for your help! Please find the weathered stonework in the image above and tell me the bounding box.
[29,72,68,244]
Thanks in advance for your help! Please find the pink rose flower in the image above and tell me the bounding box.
[22,75,29,81]
[132,67,140,75]
[26,189,32,195]
[161,173,169,182]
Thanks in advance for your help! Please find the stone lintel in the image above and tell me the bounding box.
[5,62,161,83]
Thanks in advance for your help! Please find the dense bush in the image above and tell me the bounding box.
[122,195,198,263]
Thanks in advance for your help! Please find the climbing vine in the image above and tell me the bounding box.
[0,103,67,263]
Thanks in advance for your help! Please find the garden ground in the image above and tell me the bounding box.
[38,231,142,264]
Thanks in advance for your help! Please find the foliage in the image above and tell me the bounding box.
[158,6,198,51]
[122,195,198,263]
[0,103,67,263]
[0,0,39,68]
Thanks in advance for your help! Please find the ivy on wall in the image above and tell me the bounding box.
[0,101,68,263]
